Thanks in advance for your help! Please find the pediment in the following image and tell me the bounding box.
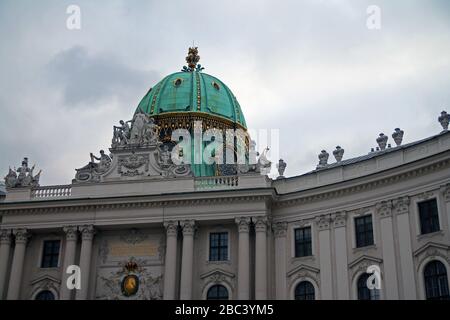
[30,274,61,286]
[287,264,320,278]
[413,241,450,257]
[348,255,382,269]
[200,268,235,280]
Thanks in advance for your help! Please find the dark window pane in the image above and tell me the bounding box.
[357,273,380,300]
[419,199,440,235]
[41,240,61,268]
[35,290,55,300]
[294,281,315,300]
[294,227,312,258]
[424,260,450,300]
[355,215,374,248]
[209,232,228,261]
[207,285,229,300]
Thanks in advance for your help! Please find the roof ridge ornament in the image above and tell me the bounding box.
[182,47,204,72]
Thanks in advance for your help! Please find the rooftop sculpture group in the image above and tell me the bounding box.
[4,157,41,188]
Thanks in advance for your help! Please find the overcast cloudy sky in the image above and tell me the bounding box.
[1,0,449,185]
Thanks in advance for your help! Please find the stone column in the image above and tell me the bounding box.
[273,222,288,300]
[0,229,12,300]
[235,217,251,300]
[163,221,178,300]
[254,216,268,300]
[60,226,78,300]
[332,212,349,300]
[76,225,95,300]
[393,197,416,299]
[179,220,195,300]
[316,215,333,300]
[377,201,399,299]
[6,229,29,300]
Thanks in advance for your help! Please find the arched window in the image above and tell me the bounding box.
[294,281,315,300]
[35,290,55,300]
[424,260,449,300]
[357,273,380,300]
[206,284,229,300]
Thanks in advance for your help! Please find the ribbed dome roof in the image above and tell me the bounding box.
[135,70,247,129]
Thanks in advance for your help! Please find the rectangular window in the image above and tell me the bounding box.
[209,232,228,261]
[355,215,374,248]
[419,199,440,234]
[294,227,312,257]
[41,240,61,268]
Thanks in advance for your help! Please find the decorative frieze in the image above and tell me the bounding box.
[392,196,410,214]
[417,191,434,201]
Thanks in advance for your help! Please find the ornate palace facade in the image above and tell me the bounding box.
[1,49,450,300]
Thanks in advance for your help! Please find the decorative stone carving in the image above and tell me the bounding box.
[253,216,268,232]
[316,150,329,169]
[276,159,287,179]
[118,153,149,177]
[164,221,178,237]
[63,226,78,241]
[112,120,131,147]
[0,229,11,244]
[4,157,41,188]
[79,225,95,241]
[376,133,388,151]
[256,147,272,175]
[181,220,196,236]
[375,200,393,218]
[438,110,449,131]
[332,211,347,227]
[392,196,410,214]
[315,214,331,231]
[235,217,251,233]
[75,150,112,183]
[333,146,345,163]
[440,183,450,201]
[417,191,434,201]
[120,229,148,245]
[13,228,29,244]
[273,222,288,238]
[392,128,404,146]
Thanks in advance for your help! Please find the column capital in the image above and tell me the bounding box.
[181,220,195,236]
[235,217,251,233]
[392,196,410,214]
[253,216,269,233]
[13,228,29,244]
[79,225,95,241]
[331,211,347,227]
[315,214,331,231]
[273,222,288,238]
[164,221,179,237]
[63,225,78,241]
[375,200,393,218]
[0,229,12,245]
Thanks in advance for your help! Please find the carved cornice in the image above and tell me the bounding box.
[79,225,95,241]
[0,194,271,216]
[392,196,410,215]
[164,221,178,237]
[0,229,12,244]
[375,200,393,218]
[273,222,288,238]
[235,217,251,233]
[63,225,78,241]
[181,220,196,236]
[253,216,268,233]
[13,228,29,244]
[275,157,450,208]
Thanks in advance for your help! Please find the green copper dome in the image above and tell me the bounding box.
[136,70,247,129]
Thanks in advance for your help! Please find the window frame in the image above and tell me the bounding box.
[206,284,229,300]
[39,239,62,269]
[356,273,380,300]
[354,214,374,248]
[294,281,315,300]
[208,231,230,262]
[417,198,441,235]
[294,226,313,258]
[423,260,450,300]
